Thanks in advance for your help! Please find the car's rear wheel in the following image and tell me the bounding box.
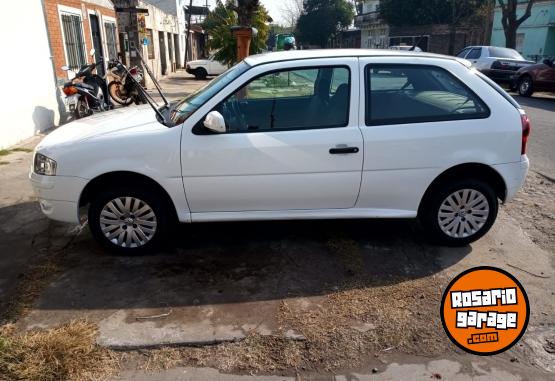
[194,68,207,80]
[88,187,169,254]
[518,75,534,97]
[419,179,498,246]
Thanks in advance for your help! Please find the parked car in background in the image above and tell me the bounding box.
[457,46,535,85]
[510,58,555,97]
[186,55,228,79]
[30,49,530,254]
[389,45,423,52]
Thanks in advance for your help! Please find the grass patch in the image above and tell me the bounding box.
[0,253,65,324]
[0,321,119,381]
[0,147,33,157]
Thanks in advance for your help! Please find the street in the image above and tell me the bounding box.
[513,93,555,180]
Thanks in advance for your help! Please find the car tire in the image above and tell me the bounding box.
[195,68,208,80]
[88,186,169,255]
[518,75,534,97]
[419,179,498,246]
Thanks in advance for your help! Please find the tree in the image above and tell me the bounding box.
[379,0,486,26]
[296,0,354,48]
[497,0,536,49]
[280,0,303,28]
[203,0,270,65]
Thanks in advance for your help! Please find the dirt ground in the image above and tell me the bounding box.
[503,170,555,253]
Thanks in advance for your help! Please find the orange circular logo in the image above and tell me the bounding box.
[441,267,529,355]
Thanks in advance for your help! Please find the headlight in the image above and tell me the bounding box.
[34,153,57,176]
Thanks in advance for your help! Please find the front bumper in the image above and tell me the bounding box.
[29,172,88,223]
[492,155,530,202]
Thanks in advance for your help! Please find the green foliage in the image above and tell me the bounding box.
[379,0,489,26]
[203,0,270,65]
[296,0,355,47]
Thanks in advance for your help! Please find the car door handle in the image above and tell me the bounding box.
[329,147,359,154]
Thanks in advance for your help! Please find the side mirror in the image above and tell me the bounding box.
[203,111,226,133]
[543,58,553,67]
[61,65,69,71]
[90,48,96,57]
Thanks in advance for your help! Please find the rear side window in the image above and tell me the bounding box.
[466,48,482,59]
[456,48,470,58]
[365,64,490,126]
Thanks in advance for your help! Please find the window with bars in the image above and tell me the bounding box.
[104,22,118,60]
[60,13,86,70]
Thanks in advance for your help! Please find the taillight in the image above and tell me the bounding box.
[520,111,531,155]
[63,86,78,96]
[130,67,138,75]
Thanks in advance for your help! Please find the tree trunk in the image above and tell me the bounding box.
[504,27,517,49]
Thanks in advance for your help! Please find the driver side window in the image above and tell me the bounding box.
[209,66,350,133]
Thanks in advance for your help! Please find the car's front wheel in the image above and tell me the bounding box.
[88,187,169,254]
[194,68,208,80]
[419,179,498,246]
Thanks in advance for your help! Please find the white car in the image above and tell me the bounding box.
[30,49,531,254]
[186,55,228,79]
[456,46,534,85]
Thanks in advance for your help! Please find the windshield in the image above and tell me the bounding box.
[169,61,249,126]
[488,47,524,60]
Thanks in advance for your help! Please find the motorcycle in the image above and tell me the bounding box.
[107,59,147,106]
[61,49,112,119]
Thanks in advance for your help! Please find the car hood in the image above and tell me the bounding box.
[188,59,209,66]
[36,105,164,150]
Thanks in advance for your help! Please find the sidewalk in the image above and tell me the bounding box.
[145,70,208,103]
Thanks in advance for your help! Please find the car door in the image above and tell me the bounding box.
[536,60,555,89]
[465,47,483,67]
[180,58,363,216]
[210,58,227,75]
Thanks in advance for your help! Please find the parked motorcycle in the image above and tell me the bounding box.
[61,49,112,119]
[107,59,147,106]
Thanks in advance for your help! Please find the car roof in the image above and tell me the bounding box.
[244,49,460,66]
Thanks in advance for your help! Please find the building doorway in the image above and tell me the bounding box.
[89,14,105,76]
[158,32,167,75]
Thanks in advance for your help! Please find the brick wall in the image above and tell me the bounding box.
[43,0,117,81]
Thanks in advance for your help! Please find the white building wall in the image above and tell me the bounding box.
[0,1,60,149]
[138,1,184,87]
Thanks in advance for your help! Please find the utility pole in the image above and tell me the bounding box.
[184,0,193,68]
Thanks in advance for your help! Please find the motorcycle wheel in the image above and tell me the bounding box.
[108,81,133,106]
[75,98,91,119]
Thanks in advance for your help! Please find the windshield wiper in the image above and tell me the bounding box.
[129,47,170,125]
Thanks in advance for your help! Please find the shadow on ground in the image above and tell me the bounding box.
[0,200,470,312]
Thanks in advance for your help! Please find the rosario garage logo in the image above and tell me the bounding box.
[441,267,529,355]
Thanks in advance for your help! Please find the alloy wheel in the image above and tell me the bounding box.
[99,196,157,248]
[437,189,490,238]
